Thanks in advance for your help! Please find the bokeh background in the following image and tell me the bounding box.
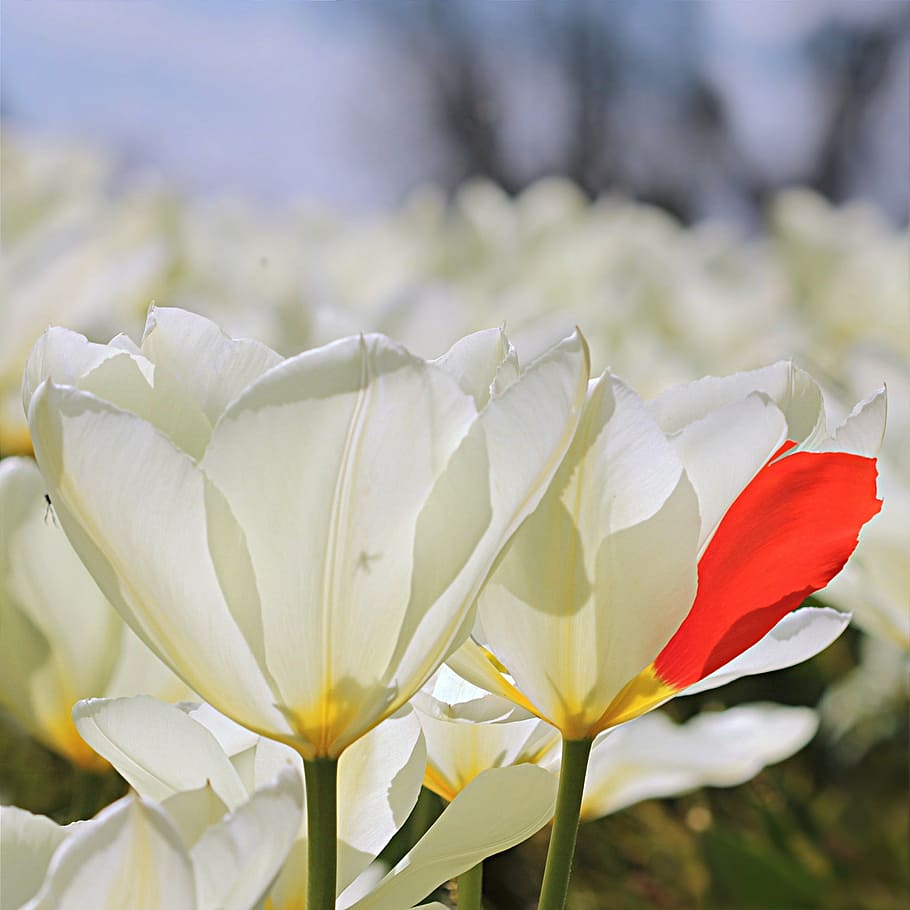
[2,2,908,908]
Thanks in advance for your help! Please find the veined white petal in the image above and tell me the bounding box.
[0,458,119,729]
[649,362,826,447]
[579,704,818,819]
[344,765,557,910]
[668,392,787,552]
[201,333,478,755]
[22,326,130,414]
[28,382,289,738]
[417,705,558,802]
[140,307,282,427]
[389,330,590,732]
[0,806,71,910]
[816,387,887,457]
[24,325,211,459]
[432,326,518,408]
[73,696,249,810]
[336,707,427,892]
[191,768,302,910]
[413,665,532,724]
[477,374,699,736]
[20,796,196,910]
[682,607,851,696]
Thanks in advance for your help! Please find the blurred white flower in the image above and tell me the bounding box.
[416,666,818,820]
[1,768,303,910]
[71,695,556,910]
[0,457,188,769]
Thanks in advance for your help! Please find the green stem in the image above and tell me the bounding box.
[538,737,593,910]
[303,756,339,910]
[458,861,483,909]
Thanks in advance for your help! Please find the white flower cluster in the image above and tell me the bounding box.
[0,129,904,909]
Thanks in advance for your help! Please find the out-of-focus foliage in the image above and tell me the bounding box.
[1,129,907,908]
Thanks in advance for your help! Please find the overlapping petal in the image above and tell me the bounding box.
[26,310,589,757]
[454,367,883,737]
[0,457,187,768]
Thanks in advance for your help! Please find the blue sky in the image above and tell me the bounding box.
[3,1,907,217]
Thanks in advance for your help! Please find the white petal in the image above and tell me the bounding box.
[201,333,478,754]
[73,696,249,810]
[28,382,290,737]
[669,392,787,552]
[102,626,192,704]
[191,769,303,910]
[184,703,261,759]
[0,457,119,760]
[0,806,70,910]
[477,374,700,735]
[817,388,887,457]
[336,706,427,891]
[417,707,558,802]
[140,307,282,426]
[24,325,211,459]
[22,327,128,414]
[20,796,196,910]
[345,765,557,910]
[432,326,518,408]
[580,703,818,819]
[649,362,826,447]
[682,607,851,696]
[413,665,532,724]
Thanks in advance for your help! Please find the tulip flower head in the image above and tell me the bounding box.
[451,363,884,738]
[23,308,589,760]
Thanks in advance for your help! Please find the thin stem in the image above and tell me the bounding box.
[537,737,593,910]
[303,756,339,910]
[457,861,484,909]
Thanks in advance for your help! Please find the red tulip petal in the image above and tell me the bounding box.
[654,448,881,689]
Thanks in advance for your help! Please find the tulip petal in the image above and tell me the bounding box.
[681,607,851,695]
[654,449,881,689]
[0,457,127,766]
[648,361,826,446]
[0,457,119,698]
[579,704,818,819]
[28,382,289,736]
[74,696,249,810]
[390,331,590,725]
[417,706,558,803]
[336,706,427,891]
[192,769,303,910]
[201,333,478,755]
[432,326,518,408]
[25,326,211,459]
[477,374,700,736]
[140,307,282,426]
[20,797,196,910]
[668,392,787,552]
[345,765,557,910]
[0,806,70,910]
[817,388,886,457]
[22,327,127,414]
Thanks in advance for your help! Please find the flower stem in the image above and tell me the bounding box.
[303,755,339,910]
[458,861,484,909]
[537,737,593,910]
